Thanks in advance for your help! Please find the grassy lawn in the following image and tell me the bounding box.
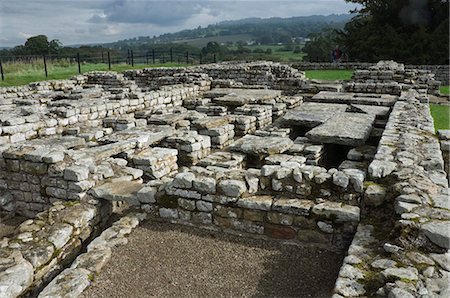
[430,104,450,131]
[0,62,187,87]
[305,70,353,81]
[440,85,449,95]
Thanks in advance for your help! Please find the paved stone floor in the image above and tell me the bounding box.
[81,221,344,298]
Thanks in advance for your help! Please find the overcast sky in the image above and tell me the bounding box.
[0,0,357,47]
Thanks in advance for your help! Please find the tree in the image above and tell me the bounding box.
[17,35,62,55]
[303,29,339,62]
[339,0,449,64]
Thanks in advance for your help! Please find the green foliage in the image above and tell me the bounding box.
[340,0,449,64]
[440,86,449,95]
[11,35,61,56]
[305,70,353,81]
[303,29,340,62]
[430,104,450,131]
[103,15,351,49]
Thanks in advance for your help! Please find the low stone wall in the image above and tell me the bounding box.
[0,136,147,217]
[333,90,450,297]
[0,201,112,298]
[124,61,308,91]
[133,160,362,249]
[0,72,201,145]
[292,62,450,85]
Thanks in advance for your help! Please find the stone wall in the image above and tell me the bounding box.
[0,201,112,297]
[333,90,450,297]
[0,72,202,146]
[292,62,450,85]
[135,162,361,249]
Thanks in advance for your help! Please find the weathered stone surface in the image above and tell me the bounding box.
[272,198,314,216]
[172,172,195,189]
[237,195,273,211]
[47,223,73,249]
[312,202,360,222]
[388,288,415,298]
[37,268,92,298]
[281,102,348,127]
[382,267,419,281]
[332,171,349,188]
[218,179,246,197]
[193,177,216,194]
[229,135,293,156]
[71,248,112,274]
[364,183,386,206]
[64,165,89,181]
[0,253,33,298]
[430,252,450,271]
[368,160,397,178]
[421,220,450,249]
[335,278,366,297]
[264,223,296,239]
[90,181,142,205]
[306,113,375,146]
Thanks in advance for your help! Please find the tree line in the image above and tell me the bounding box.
[303,0,449,64]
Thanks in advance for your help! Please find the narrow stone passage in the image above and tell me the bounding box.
[81,221,344,298]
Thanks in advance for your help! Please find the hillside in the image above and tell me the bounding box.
[103,14,352,49]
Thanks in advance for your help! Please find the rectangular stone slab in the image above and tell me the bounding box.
[306,113,375,146]
[310,91,398,107]
[229,135,293,156]
[204,88,282,107]
[280,102,348,128]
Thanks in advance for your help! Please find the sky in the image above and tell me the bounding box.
[0,0,358,47]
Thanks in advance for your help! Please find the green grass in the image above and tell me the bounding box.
[0,62,187,87]
[305,70,353,81]
[440,85,449,95]
[430,104,450,131]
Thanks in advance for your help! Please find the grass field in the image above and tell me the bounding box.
[430,104,450,131]
[305,70,353,81]
[0,61,186,87]
[440,85,449,95]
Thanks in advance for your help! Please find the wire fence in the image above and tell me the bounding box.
[0,48,218,81]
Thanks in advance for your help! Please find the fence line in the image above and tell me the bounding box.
[0,48,218,81]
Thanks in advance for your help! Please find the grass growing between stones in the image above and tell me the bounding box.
[0,62,187,87]
[440,85,449,95]
[430,104,450,131]
[305,70,353,81]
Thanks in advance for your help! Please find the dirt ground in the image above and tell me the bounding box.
[81,221,344,298]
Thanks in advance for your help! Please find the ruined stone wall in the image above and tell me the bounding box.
[292,62,450,85]
[136,155,363,249]
[333,90,449,297]
[0,201,111,297]
[124,61,307,91]
[0,72,201,146]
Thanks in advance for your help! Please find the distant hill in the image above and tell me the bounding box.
[103,14,353,50]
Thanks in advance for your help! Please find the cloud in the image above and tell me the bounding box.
[90,0,207,26]
[0,0,357,47]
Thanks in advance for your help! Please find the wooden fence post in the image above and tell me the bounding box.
[43,55,48,77]
[77,53,81,74]
[0,59,4,81]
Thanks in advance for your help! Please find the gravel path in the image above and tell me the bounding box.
[82,221,344,298]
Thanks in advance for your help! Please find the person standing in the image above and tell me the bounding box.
[332,46,342,63]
